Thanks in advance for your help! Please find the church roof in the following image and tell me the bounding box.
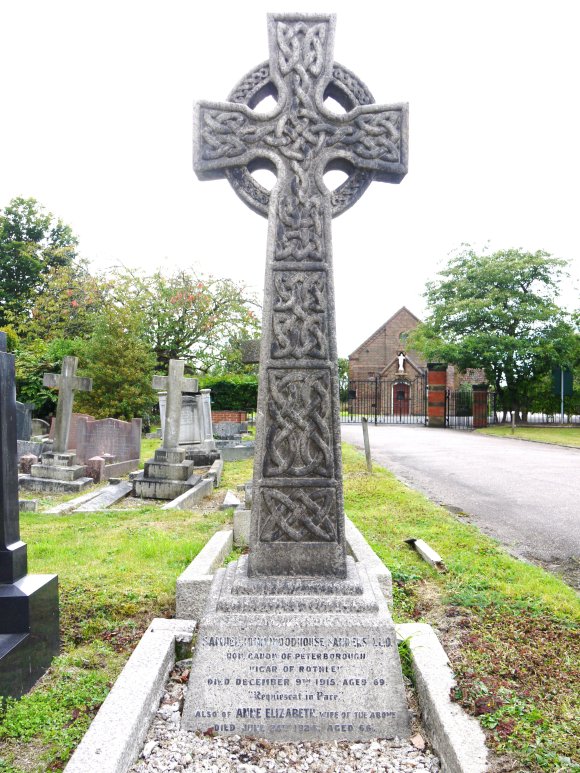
[348,306,422,358]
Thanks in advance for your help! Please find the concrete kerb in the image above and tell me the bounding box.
[175,529,233,619]
[396,623,488,773]
[66,531,487,773]
[64,618,196,773]
[161,476,214,511]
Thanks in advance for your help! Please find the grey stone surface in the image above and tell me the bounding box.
[213,421,247,439]
[345,517,392,606]
[158,393,201,445]
[31,418,49,436]
[74,481,133,512]
[44,488,104,515]
[160,477,213,511]
[63,618,196,773]
[18,500,37,512]
[19,448,93,493]
[240,339,261,365]
[43,357,92,453]
[193,12,407,578]
[396,624,487,773]
[206,458,224,486]
[218,442,255,461]
[15,402,33,441]
[153,361,198,450]
[182,557,410,741]
[220,490,241,510]
[16,439,45,461]
[175,529,233,620]
[233,508,251,547]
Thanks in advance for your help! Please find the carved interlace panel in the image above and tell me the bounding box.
[259,487,337,542]
[264,369,332,478]
[194,13,408,561]
[271,271,327,360]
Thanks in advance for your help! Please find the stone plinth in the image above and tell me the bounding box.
[182,557,410,741]
[133,447,197,500]
[19,451,93,493]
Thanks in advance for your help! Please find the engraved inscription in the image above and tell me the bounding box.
[272,271,327,360]
[264,369,333,478]
[187,631,400,740]
[259,487,337,543]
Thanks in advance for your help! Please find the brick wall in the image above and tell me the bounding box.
[211,410,247,422]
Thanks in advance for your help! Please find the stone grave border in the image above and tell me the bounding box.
[64,517,487,773]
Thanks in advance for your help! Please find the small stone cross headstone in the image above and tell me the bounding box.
[152,360,198,450]
[43,357,92,453]
[183,13,410,742]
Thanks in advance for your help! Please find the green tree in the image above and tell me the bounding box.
[410,247,577,419]
[0,197,79,326]
[74,304,156,421]
[14,337,82,417]
[110,268,261,373]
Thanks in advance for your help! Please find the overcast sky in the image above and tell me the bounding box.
[1,0,579,357]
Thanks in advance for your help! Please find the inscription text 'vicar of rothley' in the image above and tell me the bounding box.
[193,13,408,577]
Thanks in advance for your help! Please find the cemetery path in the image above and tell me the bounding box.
[341,424,580,589]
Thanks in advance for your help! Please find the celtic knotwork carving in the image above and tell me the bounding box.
[224,61,378,219]
[264,369,333,477]
[277,21,326,78]
[272,271,327,359]
[259,487,337,542]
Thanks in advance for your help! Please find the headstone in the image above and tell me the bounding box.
[0,333,59,698]
[19,357,94,493]
[134,361,199,500]
[15,402,34,441]
[31,418,50,437]
[158,393,201,445]
[182,13,410,741]
[49,412,95,449]
[75,416,141,477]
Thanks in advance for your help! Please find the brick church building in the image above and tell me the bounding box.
[347,307,484,417]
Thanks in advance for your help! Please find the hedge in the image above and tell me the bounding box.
[200,374,258,412]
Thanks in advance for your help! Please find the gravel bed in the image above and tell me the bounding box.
[130,661,440,773]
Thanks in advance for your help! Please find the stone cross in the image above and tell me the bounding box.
[0,332,28,584]
[194,13,408,578]
[43,356,93,454]
[152,360,198,450]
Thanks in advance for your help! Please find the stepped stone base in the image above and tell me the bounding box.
[134,446,200,500]
[19,450,93,493]
[181,556,410,742]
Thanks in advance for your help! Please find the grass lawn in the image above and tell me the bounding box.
[476,425,580,448]
[1,447,578,772]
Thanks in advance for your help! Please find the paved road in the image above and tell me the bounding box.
[341,424,580,588]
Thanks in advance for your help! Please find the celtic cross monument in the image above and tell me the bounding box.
[183,13,410,742]
[194,12,408,578]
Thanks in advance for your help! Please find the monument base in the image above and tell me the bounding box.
[0,573,60,698]
[181,557,410,742]
[134,447,199,500]
[19,450,93,493]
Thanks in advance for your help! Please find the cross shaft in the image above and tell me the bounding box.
[43,356,92,453]
[152,360,198,450]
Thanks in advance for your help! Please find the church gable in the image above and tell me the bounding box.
[349,307,425,380]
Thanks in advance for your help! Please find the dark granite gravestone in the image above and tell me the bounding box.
[182,13,410,741]
[15,402,34,441]
[0,333,59,699]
